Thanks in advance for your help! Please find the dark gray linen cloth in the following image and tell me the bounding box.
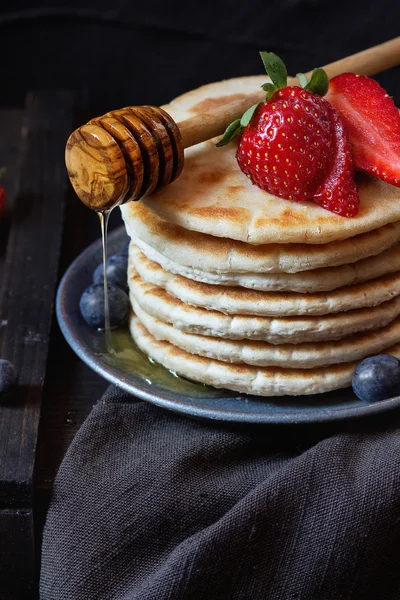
[40,386,400,600]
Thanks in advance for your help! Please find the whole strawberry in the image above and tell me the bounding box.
[218,53,359,217]
[0,168,6,218]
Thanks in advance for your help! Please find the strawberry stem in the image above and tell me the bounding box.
[216,120,242,147]
[304,68,329,96]
[261,82,278,100]
[240,103,262,127]
[259,52,287,90]
[216,53,328,147]
[296,69,328,96]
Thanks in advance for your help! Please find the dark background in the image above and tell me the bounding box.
[1,0,400,117]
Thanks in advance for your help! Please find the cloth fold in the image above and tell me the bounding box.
[40,386,400,600]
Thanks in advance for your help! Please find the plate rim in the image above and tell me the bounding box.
[56,226,400,425]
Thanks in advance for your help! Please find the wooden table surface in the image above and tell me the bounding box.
[0,92,123,599]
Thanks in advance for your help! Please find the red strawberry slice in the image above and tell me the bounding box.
[325,73,400,186]
[218,53,360,217]
[313,103,359,217]
[236,88,359,217]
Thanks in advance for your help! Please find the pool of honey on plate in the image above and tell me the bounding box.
[97,208,227,399]
[99,327,226,398]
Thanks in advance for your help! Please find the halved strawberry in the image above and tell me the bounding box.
[325,73,400,186]
[218,53,359,217]
[313,104,359,217]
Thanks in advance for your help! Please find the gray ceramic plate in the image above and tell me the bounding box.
[56,226,400,425]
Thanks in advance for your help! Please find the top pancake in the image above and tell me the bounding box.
[121,201,400,273]
[140,76,400,245]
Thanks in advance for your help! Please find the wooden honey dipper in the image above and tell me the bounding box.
[66,37,400,211]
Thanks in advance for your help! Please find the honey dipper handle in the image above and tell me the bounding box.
[178,90,265,148]
[320,36,400,80]
[178,36,400,149]
[66,36,400,211]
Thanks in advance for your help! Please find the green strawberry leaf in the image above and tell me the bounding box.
[216,119,242,147]
[261,82,278,100]
[260,51,287,90]
[305,68,329,96]
[296,72,308,88]
[240,102,261,127]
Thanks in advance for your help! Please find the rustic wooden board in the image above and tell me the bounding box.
[0,109,23,281]
[0,91,75,507]
[0,93,128,596]
[0,508,35,599]
[36,323,107,489]
[35,201,122,489]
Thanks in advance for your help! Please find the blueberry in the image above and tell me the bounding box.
[0,360,16,395]
[80,283,129,329]
[352,354,400,402]
[93,254,128,290]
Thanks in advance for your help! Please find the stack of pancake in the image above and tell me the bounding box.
[121,76,400,396]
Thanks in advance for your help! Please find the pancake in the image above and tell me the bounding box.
[121,202,400,274]
[132,299,400,368]
[162,74,267,119]
[128,269,400,343]
[130,317,400,396]
[143,143,400,245]
[132,238,400,293]
[136,76,400,245]
[130,247,400,316]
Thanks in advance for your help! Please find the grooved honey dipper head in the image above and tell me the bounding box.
[65,106,184,211]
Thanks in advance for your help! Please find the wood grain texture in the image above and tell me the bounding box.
[66,122,129,210]
[0,109,23,283]
[36,328,107,489]
[150,105,184,183]
[180,37,400,146]
[116,108,161,196]
[178,90,265,148]
[129,106,174,188]
[0,91,76,506]
[0,508,35,599]
[35,192,114,490]
[320,35,400,79]
[92,115,144,201]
